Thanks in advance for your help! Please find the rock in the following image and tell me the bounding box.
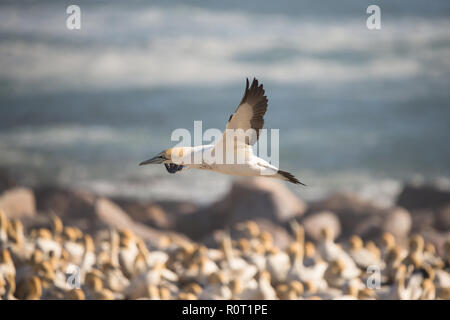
[382,207,412,239]
[435,205,450,232]
[99,198,189,244]
[249,219,293,249]
[397,184,450,211]
[176,177,306,239]
[222,178,307,222]
[410,209,435,233]
[142,204,172,229]
[94,197,188,246]
[94,197,135,230]
[301,211,341,241]
[34,186,97,221]
[113,199,197,230]
[0,187,36,218]
[309,192,384,216]
[308,192,386,237]
[419,229,450,255]
[0,168,16,193]
[35,186,189,246]
[353,215,384,240]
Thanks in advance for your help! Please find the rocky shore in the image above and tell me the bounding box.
[0,169,449,300]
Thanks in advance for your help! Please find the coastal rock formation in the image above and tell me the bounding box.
[308,192,386,240]
[94,197,187,245]
[397,184,450,211]
[435,205,450,232]
[0,187,36,218]
[175,177,306,239]
[382,207,412,239]
[0,168,16,193]
[113,199,197,230]
[301,211,341,241]
[34,186,188,246]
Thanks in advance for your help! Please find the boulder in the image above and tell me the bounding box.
[308,192,386,236]
[309,192,384,216]
[0,187,36,218]
[301,211,341,241]
[93,197,187,245]
[410,209,435,233]
[34,186,189,246]
[113,198,197,230]
[352,215,384,240]
[0,168,16,193]
[420,229,450,255]
[397,184,450,211]
[435,204,450,232]
[176,177,306,239]
[382,207,412,239]
[94,197,135,230]
[34,186,97,220]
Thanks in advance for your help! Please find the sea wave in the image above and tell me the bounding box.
[0,125,142,147]
[0,5,449,92]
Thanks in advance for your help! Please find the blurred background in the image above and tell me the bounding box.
[1,0,449,206]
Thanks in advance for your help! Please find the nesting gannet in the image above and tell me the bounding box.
[420,278,436,300]
[23,276,42,300]
[219,235,258,283]
[347,236,382,269]
[230,278,258,300]
[317,228,359,276]
[286,243,327,289]
[32,229,61,260]
[0,211,8,247]
[254,270,277,300]
[422,243,444,269]
[139,78,305,185]
[7,219,34,265]
[66,288,86,300]
[1,273,17,300]
[199,271,232,300]
[84,272,115,300]
[377,265,412,300]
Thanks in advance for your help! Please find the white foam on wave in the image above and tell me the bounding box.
[0,125,130,147]
[73,168,232,204]
[289,169,404,208]
[0,5,449,92]
[70,165,403,206]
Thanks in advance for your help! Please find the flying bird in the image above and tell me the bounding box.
[140,78,305,185]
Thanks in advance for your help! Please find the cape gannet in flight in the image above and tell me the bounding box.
[139,78,305,185]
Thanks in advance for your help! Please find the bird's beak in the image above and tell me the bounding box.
[139,152,167,165]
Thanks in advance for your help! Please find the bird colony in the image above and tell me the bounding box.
[0,211,449,300]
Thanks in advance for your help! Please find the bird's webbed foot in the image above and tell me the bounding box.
[164,163,185,174]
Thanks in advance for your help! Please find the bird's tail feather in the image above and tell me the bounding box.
[277,170,306,186]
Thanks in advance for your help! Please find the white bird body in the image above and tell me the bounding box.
[287,258,328,289]
[64,241,84,265]
[169,144,281,179]
[243,252,267,272]
[35,238,61,259]
[232,278,259,300]
[434,269,450,289]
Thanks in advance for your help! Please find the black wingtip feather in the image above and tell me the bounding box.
[277,170,306,186]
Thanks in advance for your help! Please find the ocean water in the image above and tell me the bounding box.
[0,0,449,206]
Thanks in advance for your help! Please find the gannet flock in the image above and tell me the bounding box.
[1,210,449,300]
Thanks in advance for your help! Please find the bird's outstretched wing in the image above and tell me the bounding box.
[225,78,268,146]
